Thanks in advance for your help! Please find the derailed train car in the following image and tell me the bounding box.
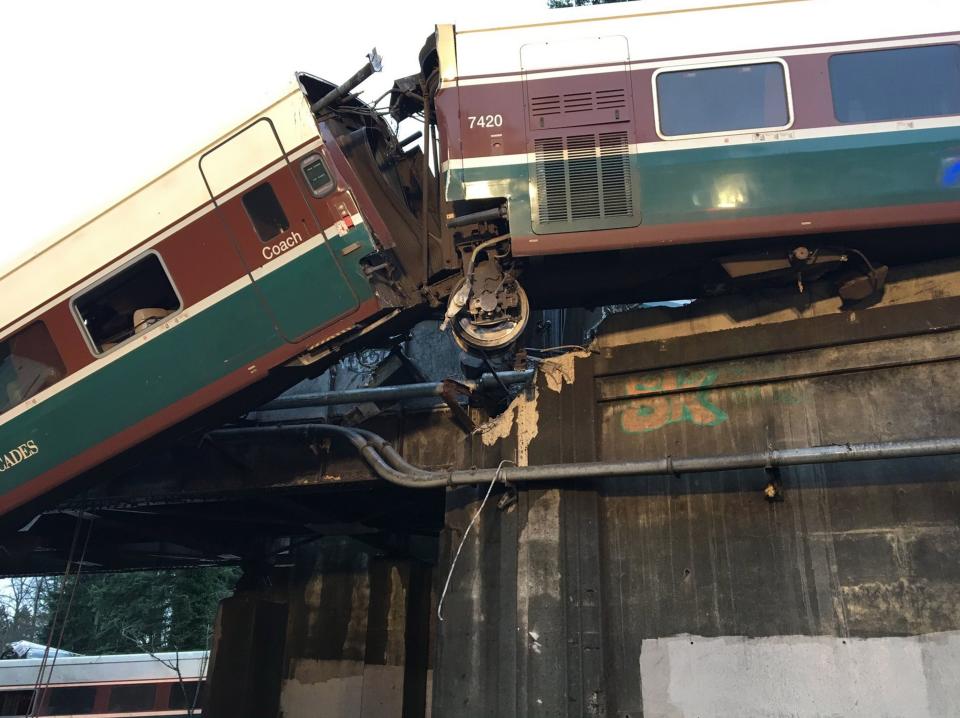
[398,0,960,342]
[3,0,960,517]
[0,649,207,716]
[0,74,440,517]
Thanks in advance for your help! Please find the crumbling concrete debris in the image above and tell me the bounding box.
[476,388,540,467]
[539,350,591,393]
[475,350,587,465]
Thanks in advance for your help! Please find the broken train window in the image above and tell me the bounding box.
[73,252,182,355]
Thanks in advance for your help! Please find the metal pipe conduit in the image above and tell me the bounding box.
[208,424,960,489]
[310,49,383,115]
[256,370,534,411]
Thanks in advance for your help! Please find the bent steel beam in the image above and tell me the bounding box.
[256,370,533,411]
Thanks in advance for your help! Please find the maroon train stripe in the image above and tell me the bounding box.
[448,35,960,160]
[1,135,323,337]
[3,136,351,383]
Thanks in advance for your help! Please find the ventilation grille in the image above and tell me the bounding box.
[531,95,562,118]
[534,132,634,225]
[530,89,627,118]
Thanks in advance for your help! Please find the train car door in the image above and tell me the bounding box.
[199,118,361,342]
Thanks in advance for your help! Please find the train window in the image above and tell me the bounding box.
[0,322,67,416]
[300,154,335,197]
[168,680,203,710]
[655,61,790,138]
[107,683,157,712]
[45,686,96,715]
[242,183,290,242]
[0,689,32,716]
[73,253,182,355]
[830,44,960,123]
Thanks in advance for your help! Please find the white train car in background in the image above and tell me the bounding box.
[0,650,207,717]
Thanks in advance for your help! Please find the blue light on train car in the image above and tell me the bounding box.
[940,158,960,188]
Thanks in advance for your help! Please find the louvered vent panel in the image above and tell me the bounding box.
[567,134,601,220]
[534,137,569,224]
[562,92,594,114]
[531,95,562,117]
[534,132,633,227]
[595,88,626,110]
[599,131,633,217]
[530,89,629,126]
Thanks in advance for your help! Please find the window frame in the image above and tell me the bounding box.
[0,687,33,716]
[299,153,336,198]
[43,685,97,716]
[827,43,960,125]
[652,57,795,141]
[241,181,291,243]
[167,680,203,711]
[69,250,184,358]
[105,682,159,713]
[0,320,68,416]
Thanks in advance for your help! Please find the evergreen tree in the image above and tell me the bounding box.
[36,567,238,655]
[0,577,56,647]
[167,569,239,652]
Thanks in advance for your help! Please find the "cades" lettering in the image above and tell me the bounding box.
[0,440,39,473]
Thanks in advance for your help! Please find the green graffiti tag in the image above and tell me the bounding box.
[620,369,729,434]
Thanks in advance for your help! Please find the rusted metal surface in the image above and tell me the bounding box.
[438,379,476,433]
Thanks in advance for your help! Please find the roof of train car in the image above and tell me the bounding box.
[449,0,960,79]
[451,0,778,31]
[0,80,319,335]
[0,650,209,688]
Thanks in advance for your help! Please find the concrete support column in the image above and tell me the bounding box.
[206,538,434,718]
[277,538,432,718]
[432,352,603,717]
[205,594,289,718]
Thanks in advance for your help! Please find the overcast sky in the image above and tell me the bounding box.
[0,0,547,269]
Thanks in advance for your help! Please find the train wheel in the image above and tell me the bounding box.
[450,279,530,353]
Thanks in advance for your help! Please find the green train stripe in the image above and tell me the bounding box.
[447,126,960,232]
[0,224,376,498]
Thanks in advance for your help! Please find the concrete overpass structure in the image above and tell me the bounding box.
[4,256,960,717]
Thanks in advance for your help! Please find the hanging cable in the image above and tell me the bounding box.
[26,514,92,718]
[26,515,80,717]
[436,459,513,621]
[42,519,94,697]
